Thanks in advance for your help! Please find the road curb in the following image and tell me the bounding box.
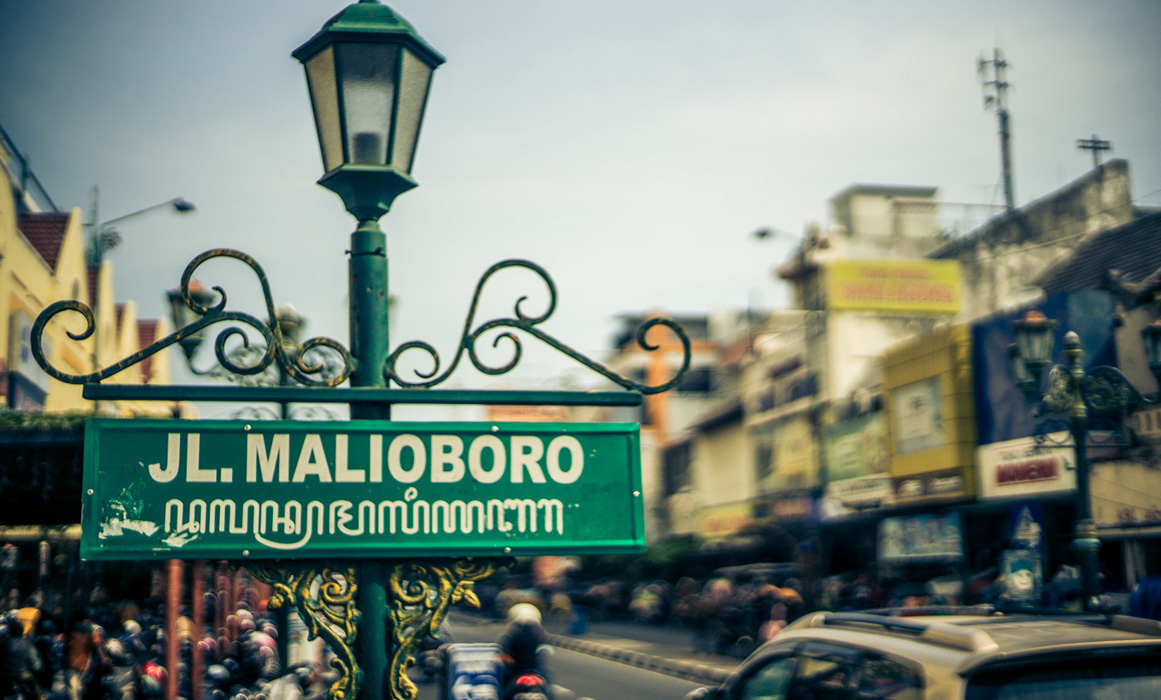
[546,632,732,686]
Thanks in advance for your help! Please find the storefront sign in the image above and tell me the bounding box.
[977,433,1077,500]
[893,378,945,454]
[878,513,964,563]
[769,415,819,490]
[894,473,966,503]
[770,494,815,521]
[826,259,960,314]
[82,419,644,560]
[696,502,754,539]
[1000,549,1042,604]
[819,474,894,521]
[823,414,888,481]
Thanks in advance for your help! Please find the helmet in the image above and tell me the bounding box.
[506,603,541,625]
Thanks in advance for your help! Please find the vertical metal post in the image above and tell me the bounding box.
[998,108,1015,212]
[349,217,391,700]
[165,559,182,700]
[191,561,205,700]
[1066,342,1101,608]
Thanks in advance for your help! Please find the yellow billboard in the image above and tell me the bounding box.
[826,259,960,314]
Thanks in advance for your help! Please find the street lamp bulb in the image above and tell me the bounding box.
[172,198,197,213]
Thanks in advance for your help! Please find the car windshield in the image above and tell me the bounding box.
[965,655,1161,700]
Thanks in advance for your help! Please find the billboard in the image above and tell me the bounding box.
[825,259,960,314]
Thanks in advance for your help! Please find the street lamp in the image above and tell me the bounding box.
[87,186,196,264]
[294,4,444,699]
[1011,309,1161,609]
[293,0,445,223]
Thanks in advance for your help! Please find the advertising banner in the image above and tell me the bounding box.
[976,433,1077,500]
[82,419,644,560]
[892,378,945,455]
[825,259,960,314]
[823,413,888,481]
[878,513,964,562]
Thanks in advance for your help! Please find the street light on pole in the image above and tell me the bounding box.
[87,186,196,264]
[293,3,444,699]
[1011,309,1161,610]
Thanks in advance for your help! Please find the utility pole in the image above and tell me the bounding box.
[1077,134,1112,170]
[979,48,1015,212]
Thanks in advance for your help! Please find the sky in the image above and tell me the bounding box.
[2,0,1160,416]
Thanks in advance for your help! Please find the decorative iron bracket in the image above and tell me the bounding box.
[248,563,361,700]
[32,249,353,387]
[32,250,690,394]
[387,559,504,700]
[384,259,690,394]
[1035,364,1157,417]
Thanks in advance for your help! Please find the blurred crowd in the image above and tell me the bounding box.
[0,587,336,700]
[481,559,1155,659]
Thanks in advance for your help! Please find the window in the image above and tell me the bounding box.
[662,443,691,496]
[852,655,923,700]
[965,656,1161,700]
[740,656,796,700]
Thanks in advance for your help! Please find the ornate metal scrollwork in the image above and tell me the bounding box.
[248,563,360,700]
[1081,366,1150,414]
[33,251,690,393]
[384,259,691,393]
[31,248,353,387]
[387,559,501,700]
[1036,364,1155,418]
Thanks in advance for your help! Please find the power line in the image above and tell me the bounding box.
[1077,134,1112,169]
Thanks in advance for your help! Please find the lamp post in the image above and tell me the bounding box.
[87,186,196,265]
[294,3,443,699]
[1011,309,1161,609]
[86,187,196,413]
[31,5,689,700]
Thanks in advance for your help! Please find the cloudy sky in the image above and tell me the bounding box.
[2,0,1159,411]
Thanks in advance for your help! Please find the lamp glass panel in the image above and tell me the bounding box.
[1008,344,1031,384]
[1016,323,1053,365]
[337,42,398,166]
[391,48,433,175]
[304,46,343,173]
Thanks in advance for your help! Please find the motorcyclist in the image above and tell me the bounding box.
[497,603,550,699]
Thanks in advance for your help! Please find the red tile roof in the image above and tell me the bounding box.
[17,212,71,270]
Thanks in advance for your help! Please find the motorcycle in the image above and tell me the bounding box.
[501,669,550,700]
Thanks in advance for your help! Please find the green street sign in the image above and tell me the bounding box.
[81,418,644,561]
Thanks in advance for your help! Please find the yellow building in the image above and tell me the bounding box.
[1,125,175,416]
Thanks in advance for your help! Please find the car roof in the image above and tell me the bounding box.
[765,609,1161,676]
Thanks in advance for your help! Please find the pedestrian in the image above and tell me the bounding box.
[6,610,45,700]
[64,621,101,700]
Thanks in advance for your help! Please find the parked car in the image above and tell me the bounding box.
[683,607,1161,699]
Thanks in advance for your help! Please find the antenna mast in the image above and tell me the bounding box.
[979,48,1015,212]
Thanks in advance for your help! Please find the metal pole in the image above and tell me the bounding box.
[349,217,391,700]
[1065,339,1101,608]
[165,559,182,700]
[191,561,205,700]
[998,108,1015,212]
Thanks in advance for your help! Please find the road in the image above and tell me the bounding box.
[413,614,708,700]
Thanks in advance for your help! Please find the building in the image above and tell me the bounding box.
[611,159,1160,600]
[0,125,179,538]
